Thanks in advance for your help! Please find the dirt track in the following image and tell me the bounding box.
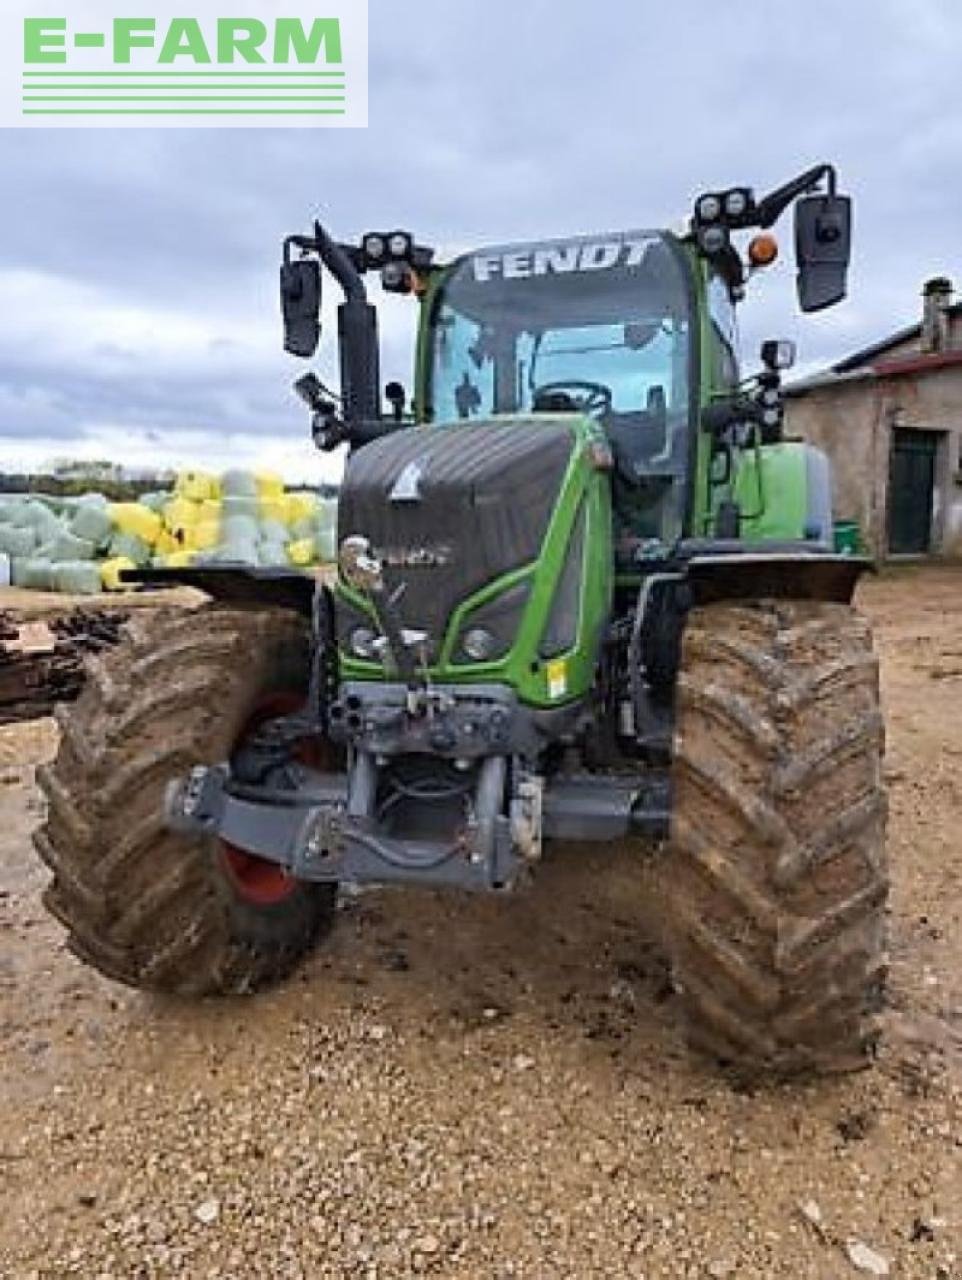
[1,566,960,1278]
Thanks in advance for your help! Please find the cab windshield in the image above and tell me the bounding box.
[426,231,693,551]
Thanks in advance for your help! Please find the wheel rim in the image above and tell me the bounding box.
[219,691,329,907]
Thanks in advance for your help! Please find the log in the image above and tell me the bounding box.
[0,608,128,723]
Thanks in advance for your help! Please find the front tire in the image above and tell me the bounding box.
[34,605,337,995]
[663,598,888,1076]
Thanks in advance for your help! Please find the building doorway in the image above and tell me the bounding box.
[887,428,941,554]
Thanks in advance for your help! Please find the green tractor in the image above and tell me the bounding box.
[36,164,886,1075]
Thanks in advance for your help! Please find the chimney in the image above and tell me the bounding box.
[921,276,953,352]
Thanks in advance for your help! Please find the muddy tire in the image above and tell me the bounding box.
[663,598,888,1076]
[34,605,337,995]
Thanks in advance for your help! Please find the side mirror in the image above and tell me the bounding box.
[280,258,321,357]
[794,193,852,313]
[760,339,796,371]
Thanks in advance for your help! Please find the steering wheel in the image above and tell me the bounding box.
[531,380,613,418]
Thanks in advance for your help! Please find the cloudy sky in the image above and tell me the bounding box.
[1,0,960,484]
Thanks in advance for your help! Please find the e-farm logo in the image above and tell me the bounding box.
[3,2,367,127]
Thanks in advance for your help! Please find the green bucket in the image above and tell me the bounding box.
[833,520,861,556]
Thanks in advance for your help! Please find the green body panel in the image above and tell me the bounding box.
[733,442,810,540]
[338,415,613,709]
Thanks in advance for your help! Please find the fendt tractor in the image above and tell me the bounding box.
[36,164,887,1076]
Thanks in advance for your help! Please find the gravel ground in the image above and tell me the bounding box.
[0,566,960,1279]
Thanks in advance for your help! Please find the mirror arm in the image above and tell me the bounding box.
[754,162,836,228]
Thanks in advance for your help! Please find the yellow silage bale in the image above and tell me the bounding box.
[159,549,196,569]
[255,470,286,501]
[175,470,219,502]
[284,492,317,526]
[163,495,202,537]
[286,538,314,567]
[154,527,182,556]
[193,519,220,551]
[258,495,289,524]
[100,556,136,591]
[109,502,162,545]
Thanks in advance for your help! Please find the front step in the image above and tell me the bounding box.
[542,771,670,842]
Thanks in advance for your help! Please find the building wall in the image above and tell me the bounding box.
[786,368,962,560]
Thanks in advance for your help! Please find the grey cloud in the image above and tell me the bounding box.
[1,0,961,467]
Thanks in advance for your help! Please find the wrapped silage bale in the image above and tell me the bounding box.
[100,556,136,592]
[138,491,169,514]
[49,530,97,562]
[53,561,101,595]
[221,494,259,521]
[0,524,38,558]
[11,558,54,590]
[13,499,62,545]
[286,538,314,567]
[71,496,113,549]
[175,470,219,502]
[222,469,258,499]
[108,530,151,567]
[110,502,162,545]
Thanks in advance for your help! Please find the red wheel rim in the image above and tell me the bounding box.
[219,692,329,907]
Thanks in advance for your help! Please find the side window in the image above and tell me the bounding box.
[708,273,739,389]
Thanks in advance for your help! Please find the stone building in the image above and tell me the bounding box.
[785,278,962,560]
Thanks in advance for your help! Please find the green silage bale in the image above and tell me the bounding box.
[53,561,102,595]
[316,527,336,562]
[108,530,150,567]
[257,542,289,568]
[11,557,54,590]
[138,491,170,513]
[221,470,258,499]
[221,494,259,520]
[71,497,113,548]
[0,525,38,558]
[49,530,97,563]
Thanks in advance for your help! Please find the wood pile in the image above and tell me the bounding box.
[0,609,128,724]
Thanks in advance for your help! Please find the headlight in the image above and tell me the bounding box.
[388,231,411,258]
[699,225,728,255]
[697,194,721,222]
[363,233,385,264]
[350,626,377,659]
[724,189,748,218]
[462,627,497,661]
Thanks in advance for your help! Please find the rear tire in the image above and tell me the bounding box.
[663,598,888,1076]
[34,605,337,995]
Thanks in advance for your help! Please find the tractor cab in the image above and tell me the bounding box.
[422,231,694,554]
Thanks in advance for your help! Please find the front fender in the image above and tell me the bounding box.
[682,550,869,606]
[122,566,319,617]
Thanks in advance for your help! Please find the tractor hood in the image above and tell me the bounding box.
[337,418,576,661]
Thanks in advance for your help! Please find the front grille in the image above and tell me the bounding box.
[338,419,574,660]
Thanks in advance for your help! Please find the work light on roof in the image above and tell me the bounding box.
[696,194,722,222]
[363,233,386,264]
[388,232,412,259]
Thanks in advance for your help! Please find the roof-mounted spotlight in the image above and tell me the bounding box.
[696,193,722,223]
[698,224,729,256]
[381,261,413,294]
[387,231,413,259]
[723,188,751,220]
[361,233,386,267]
